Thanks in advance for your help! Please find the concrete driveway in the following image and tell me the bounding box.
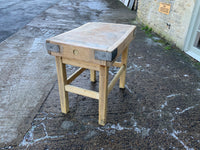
[0,0,59,42]
[0,0,199,149]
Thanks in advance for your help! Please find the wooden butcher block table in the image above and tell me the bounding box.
[46,22,136,125]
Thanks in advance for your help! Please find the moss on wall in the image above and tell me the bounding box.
[137,0,195,49]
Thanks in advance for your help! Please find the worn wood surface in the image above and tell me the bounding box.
[99,66,109,125]
[119,47,129,88]
[46,22,136,63]
[62,58,100,71]
[108,65,125,94]
[47,22,135,52]
[65,85,99,100]
[55,56,69,114]
[90,70,96,82]
[47,22,135,126]
[113,61,122,68]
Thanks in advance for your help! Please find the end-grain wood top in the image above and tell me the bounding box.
[47,22,136,52]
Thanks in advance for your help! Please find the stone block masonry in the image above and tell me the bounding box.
[137,0,195,49]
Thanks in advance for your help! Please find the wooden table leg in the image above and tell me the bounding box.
[55,56,69,114]
[90,70,96,82]
[119,46,129,89]
[99,66,109,125]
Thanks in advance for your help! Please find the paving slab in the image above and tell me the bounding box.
[0,0,200,149]
[0,0,59,42]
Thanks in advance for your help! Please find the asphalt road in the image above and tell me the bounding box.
[0,0,59,42]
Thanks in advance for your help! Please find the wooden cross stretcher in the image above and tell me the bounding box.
[46,22,136,125]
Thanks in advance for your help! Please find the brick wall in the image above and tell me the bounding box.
[137,0,195,49]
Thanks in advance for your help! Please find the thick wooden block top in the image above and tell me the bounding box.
[46,22,136,63]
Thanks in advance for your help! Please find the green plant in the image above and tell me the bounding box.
[142,25,153,37]
[141,25,148,30]
[164,45,172,50]
[147,33,153,38]
[194,62,200,69]
[153,39,166,44]
[148,28,152,32]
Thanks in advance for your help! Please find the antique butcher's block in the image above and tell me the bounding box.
[46,22,136,125]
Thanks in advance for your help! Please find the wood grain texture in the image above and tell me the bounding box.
[113,61,122,68]
[47,22,135,126]
[119,47,129,88]
[46,22,136,63]
[55,56,69,114]
[62,58,100,71]
[90,70,96,82]
[65,85,99,100]
[99,66,109,125]
[108,65,125,94]
[47,22,135,52]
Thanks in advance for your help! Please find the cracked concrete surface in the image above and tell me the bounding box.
[0,0,61,146]
[0,0,135,147]
[0,0,59,42]
[0,24,58,144]
[0,0,200,149]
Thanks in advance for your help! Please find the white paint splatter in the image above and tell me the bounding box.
[166,94,180,98]
[184,74,189,77]
[130,116,137,126]
[33,112,53,121]
[142,106,146,111]
[126,63,143,73]
[97,127,104,132]
[161,101,168,109]
[125,84,134,94]
[146,64,150,67]
[170,130,194,150]
[98,123,132,132]
[126,65,133,71]
[158,146,165,150]
[132,63,142,70]
[19,122,64,148]
[134,127,141,133]
[19,125,37,146]
[34,117,52,121]
[138,56,144,59]
[97,123,132,136]
[109,71,114,76]
[110,67,120,74]
[111,123,131,131]
[130,115,151,137]
[97,121,151,137]
[178,104,199,114]
[1,146,13,149]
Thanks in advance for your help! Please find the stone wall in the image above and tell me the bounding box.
[137,0,195,49]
